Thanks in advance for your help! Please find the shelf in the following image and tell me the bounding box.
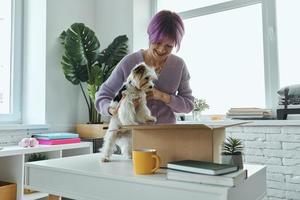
[0,142,92,200]
[0,142,92,157]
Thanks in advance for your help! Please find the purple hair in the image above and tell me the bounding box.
[147,10,185,51]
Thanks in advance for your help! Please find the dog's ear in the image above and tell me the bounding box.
[133,64,146,79]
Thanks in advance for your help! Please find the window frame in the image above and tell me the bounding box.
[0,0,23,123]
[154,0,279,111]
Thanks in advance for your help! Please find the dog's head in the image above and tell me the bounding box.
[128,62,158,91]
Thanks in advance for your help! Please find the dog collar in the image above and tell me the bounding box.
[129,80,141,91]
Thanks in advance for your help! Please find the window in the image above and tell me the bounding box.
[276,0,300,88]
[157,1,269,114]
[156,0,231,13]
[179,5,265,114]
[0,0,22,123]
[0,0,12,114]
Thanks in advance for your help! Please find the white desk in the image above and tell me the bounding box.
[25,153,266,200]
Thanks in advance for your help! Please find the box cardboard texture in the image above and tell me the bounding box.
[125,122,244,167]
[0,181,17,200]
[75,124,108,139]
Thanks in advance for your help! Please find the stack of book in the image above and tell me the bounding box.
[32,133,80,145]
[226,107,273,120]
[167,160,247,187]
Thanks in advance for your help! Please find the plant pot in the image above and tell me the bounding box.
[192,110,201,121]
[76,124,108,139]
[221,154,244,169]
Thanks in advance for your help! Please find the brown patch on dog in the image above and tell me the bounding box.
[133,64,146,80]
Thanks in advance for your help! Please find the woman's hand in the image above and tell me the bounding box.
[146,88,161,100]
[108,95,124,116]
[108,106,119,116]
[146,88,171,104]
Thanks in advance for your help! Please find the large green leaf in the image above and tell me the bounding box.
[59,31,67,45]
[61,55,88,84]
[60,23,100,85]
[87,84,97,103]
[87,63,104,87]
[98,35,128,80]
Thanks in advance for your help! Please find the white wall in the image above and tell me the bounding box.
[95,0,134,52]
[45,0,97,130]
[132,0,152,52]
[95,0,152,53]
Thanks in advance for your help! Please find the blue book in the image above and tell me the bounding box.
[32,133,79,140]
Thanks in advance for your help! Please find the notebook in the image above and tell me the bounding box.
[167,169,247,187]
[37,138,81,145]
[32,133,79,140]
[167,160,238,175]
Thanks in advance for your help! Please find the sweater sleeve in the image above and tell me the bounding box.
[166,62,194,113]
[94,57,127,116]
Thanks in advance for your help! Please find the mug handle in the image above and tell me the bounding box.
[151,155,161,173]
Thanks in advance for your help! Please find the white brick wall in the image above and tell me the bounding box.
[227,125,300,200]
[0,130,29,146]
[0,126,69,146]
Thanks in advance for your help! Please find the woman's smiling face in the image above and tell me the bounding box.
[149,38,175,62]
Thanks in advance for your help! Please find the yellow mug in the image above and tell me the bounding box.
[132,148,161,175]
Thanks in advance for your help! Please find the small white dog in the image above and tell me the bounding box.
[101,62,157,162]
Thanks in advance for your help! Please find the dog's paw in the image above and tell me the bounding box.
[146,116,156,123]
[101,157,110,162]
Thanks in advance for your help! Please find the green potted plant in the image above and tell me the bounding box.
[59,23,128,138]
[221,136,244,169]
[193,98,209,121]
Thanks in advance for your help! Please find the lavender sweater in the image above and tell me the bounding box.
[95,50,194,124]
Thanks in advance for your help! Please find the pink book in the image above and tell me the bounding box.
[37,138,81,145]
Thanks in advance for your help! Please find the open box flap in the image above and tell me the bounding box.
[123,124,213,130]
[178,120,250,129]
[122,120,249,130]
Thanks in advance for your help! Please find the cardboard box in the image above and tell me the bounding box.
[76,124,108,139]
[125,121,245,167]
[0,181,16,200]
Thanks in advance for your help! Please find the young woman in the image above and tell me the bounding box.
[95,10,194,124]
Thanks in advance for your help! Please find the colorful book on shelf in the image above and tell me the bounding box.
[37,138,81,145]
[167,169,247,187]
[32,133,79,140]
[167,160,238,175]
